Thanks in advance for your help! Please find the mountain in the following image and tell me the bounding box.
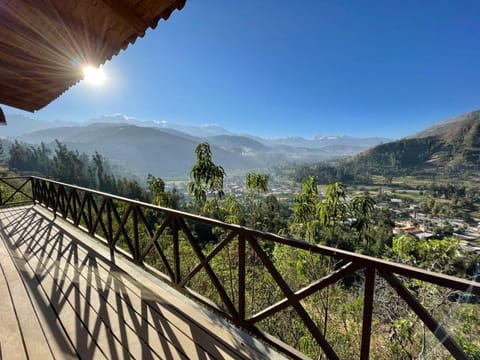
[17,123,258,177]
[7,113,390,177]
[86,114,232,138]
[17,123,344,176]
[0,114,75,137]
[347,110,480,176]
[1,113,231,139]
[15,123,353,177]
[4,113,389,150]
[206,135,268,152]
[257,134,389,150]
[411,109,480,139]
[18,122,204,145]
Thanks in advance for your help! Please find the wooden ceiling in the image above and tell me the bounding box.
[0,0,186,112]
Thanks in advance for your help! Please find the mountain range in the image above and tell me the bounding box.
[1,113,389,177]
[4,109,479,179]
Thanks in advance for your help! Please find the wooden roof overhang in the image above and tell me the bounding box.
[0,0,186,112]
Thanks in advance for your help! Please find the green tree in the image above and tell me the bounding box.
[188,143,226,208]
[223,194,243,224]
[349,194,376,246]
[91,151,116,192]
[245,172,269,195]
[147,174,169,207]
[0,142,5,167]
[317,181,348,229]
[292,176,320,241]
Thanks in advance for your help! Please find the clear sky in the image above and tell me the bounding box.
[4,0,480,139]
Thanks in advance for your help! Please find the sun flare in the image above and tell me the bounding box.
[82,65,106,86]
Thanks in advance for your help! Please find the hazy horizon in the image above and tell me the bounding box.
[3,111,397,140]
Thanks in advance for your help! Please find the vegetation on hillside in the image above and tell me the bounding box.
[7,140,150,201]
[292,120,480,184]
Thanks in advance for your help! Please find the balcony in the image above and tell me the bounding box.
[1,176,479,359]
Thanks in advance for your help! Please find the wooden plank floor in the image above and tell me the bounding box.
[0,205,286,360]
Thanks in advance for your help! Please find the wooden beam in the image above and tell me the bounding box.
[148,0,184,23]
[360,267,375,360]
[248,237,340,360]
[382,272,469,360]
[0,82,53,104]
[1,0,114,66]
[0,43,80,81]
[98,0,148,34]
[0,95,37,112]
[0,106,6,124]
[248,261,364,325]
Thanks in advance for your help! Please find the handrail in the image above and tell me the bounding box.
[1,175,478,359]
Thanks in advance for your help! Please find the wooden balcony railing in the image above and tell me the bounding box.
[1,176,479,359]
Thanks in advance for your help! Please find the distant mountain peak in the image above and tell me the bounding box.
[153,120,168,126]
[88,114,137,124]
[313,135,346,141]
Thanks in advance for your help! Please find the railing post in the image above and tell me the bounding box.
[133,205,140,263]
[238,234,246,324]
[360,266,375,360]
[29,177,33,204]
[87,194,93,233]
[51,183,58,219]
[172,216,180,284]
[106,199,113,251]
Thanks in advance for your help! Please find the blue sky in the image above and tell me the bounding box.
[4,0,480,139]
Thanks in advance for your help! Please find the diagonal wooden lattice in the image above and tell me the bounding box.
[0,177,32,205]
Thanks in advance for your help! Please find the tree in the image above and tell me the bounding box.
[245,172,269,195]
[0,141,8,168]
[292,176,320,241]
[147,174,174,207]
[317,181,348,229]
[91,151,116,192]
[349,195,376,245]
[8,140,30,171]
[188,143,226,208]
[52,140,87,185]
[223,194,243,224]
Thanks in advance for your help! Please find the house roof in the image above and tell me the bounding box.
[0,0,186,112]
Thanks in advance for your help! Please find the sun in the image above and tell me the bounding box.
[82,65,106,86]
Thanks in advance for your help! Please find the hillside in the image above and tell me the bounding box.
[411,109,480,139]
[206,135,268,152]
[292,110,480,183]
[0,114,75,137]
[17,124,259,177]
[347,111,480,176]
[262,135,390,149]
[15,123,337,177]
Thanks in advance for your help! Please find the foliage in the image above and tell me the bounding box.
[147,174,174,207]
[289,120,480,186]
[188,142,226,207]
[6,140,150,201]
[245,172,269,194]
[292,175,320,241]
[290,178,382,254]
